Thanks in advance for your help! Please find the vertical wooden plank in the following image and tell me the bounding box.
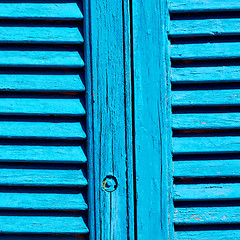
[88,0,134,239]
[132,0,171,239]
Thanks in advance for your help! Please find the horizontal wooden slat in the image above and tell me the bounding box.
[173,113,240,130]
[174,183,240,201]
[170,18,240,37]
[175,206,240,225]
[173,136,240,154]
[171,42,240,61]
[169,0,240,13]
[0,168,87,187]
[0,145,86,163]
[171,66,240,83]
[0,74,85,92]
[0,3,83,20]
[0,98,85,116]
[174,160,240,178]
[0,192,87,210]
[175,230,240,240]
[172,89,240,107]
[0,27,83,44]
[0,51,84,68]
[0,216,88,234]
[0,121,86,140]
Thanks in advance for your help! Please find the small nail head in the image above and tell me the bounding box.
[102,175,118,192]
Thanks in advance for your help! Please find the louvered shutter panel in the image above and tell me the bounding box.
[0,2,89,239]
[168,0,240,239]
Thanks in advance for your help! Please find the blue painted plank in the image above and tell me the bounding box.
[173,136,240,154]
[169,0,240,13]
[174,160,240,178]
[174,183,240,201]
[171,66,240,83]
[0,168,87,187]
[0,51,84,68]
[0,192,87,210]
[173,113,240,130]
[0,145,86,163]
[171,42,240,61]
[175,230,240,240]
[170,19,240,38]
[0,74,85,92]
[0,216,88,234]
[0,27,83,44]
[0,3,83,20]
[172,89,240,107]
[175,206,240,225]
[0,121,86,140]
[0,98,85,116]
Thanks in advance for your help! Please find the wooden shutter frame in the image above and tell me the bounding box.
[85,0,172,239]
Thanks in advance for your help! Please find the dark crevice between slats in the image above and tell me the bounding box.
[175,224,240,231]
[172,82,240,91]
[174,201,240,208]
[173,153,240,161]
[173,129,240,137]
[174,178,240,185]
[0,68,84,74]
[0,235,88,240]
[0,116,85,122]
[0,0,82,2]
[170,12,240,20]
[0,139,86,145]
[172,106,240,114]
[0,92,84,98]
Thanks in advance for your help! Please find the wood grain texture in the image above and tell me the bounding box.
[169,0,240,13]
[0,216,88,234]
[175,230,240,240]
[89,0,133,239]
[175,206,240,225]
[132,0,171,239]
[0,168,87,187]
[173,113,240,130]
[0,98,85,116]
[172,89,240,107]
[170,19,240,37]
[0,145,86,163]
[173,136,240,154]
[174,183,240,201]
[0,3,83,20]
[0,51,84,68]
[0,192,87,210]
[171,42,240,61]
[174,160,240,178]
[171,66,240,83]
[0,74,85,92]
[0,27,83,44]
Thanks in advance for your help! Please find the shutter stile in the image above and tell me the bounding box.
[0,1,89,239]
[169,0,240,239]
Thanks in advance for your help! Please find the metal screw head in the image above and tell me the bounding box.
[102,175,118,192]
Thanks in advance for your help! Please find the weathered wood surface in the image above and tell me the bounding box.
[0,51,84,68]
[173,113,240,130]
[174,160,240,178]
[175,206,240,225]
[172,89,240,107]
[0,192,87,210]
[169,0,240,13]
[170,19,240,37]
[173,136,240,154]
[0,74,85,92]
[174,183,240,201]
[171,66,240,83]
[0,27,83,44]
[0,98,85,116]
[175,230,240,240]
[0,145,86,163]
[0,3,83,20]
[0,216,88,234]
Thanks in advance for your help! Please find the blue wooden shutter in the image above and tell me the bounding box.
[169,0,240,239]
[0,2,89,238]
